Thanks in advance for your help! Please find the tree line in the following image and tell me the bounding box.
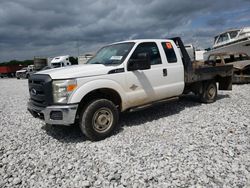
[0,60,33,66]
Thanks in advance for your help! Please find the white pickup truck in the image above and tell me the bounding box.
[50,55,78,68]
[27,37,233,140]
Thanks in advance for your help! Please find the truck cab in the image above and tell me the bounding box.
[27,38,232,140]
[50,55,72,68]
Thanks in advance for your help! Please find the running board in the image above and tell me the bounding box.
[128,97,179,112]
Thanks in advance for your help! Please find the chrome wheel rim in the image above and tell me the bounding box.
[208,86,216,99]
[92,108,113,133]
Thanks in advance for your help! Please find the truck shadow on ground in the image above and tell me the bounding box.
[42,123,86,143]
[119,94,230,127]
[42,94,230,143]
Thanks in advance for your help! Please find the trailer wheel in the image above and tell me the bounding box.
[199,80,217,103]
[79,99,119,141]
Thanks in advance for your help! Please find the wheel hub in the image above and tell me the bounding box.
[208,86,215,98]
[93,108,113,133]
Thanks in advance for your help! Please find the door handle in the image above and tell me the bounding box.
[163,68,167,77]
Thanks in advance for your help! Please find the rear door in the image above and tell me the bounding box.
[159,41,184,96]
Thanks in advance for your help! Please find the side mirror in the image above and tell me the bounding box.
[128,53,151,71]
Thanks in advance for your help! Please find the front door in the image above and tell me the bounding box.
[124,41,184,107]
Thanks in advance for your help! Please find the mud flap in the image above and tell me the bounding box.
[218,76,232,90]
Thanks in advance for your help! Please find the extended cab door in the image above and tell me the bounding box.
[125,41,184,107]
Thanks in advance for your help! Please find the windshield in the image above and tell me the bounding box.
[51,62,62,68]
[87,42,134,65]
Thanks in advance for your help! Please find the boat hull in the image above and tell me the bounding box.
[204,39,250,60]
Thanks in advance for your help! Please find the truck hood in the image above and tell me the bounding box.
[36,64,119,79]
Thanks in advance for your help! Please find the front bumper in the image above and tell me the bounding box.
[16,72,26,78]
[27,101,78,125]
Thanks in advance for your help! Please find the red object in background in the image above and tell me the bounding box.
[0,65,24,74]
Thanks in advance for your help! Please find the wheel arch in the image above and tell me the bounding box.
[79,87,122,109]
[68,79,128,116]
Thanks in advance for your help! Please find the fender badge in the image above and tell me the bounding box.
[130,84,138,91]
[31,88,37,95]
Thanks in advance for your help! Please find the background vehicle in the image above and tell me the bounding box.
[204,27,250,59]
[50,55,78,68]
[0,64,24,78]
[78,54,93,64]
[33,57,52,71]
[207,52,250,83]
[40,66,52,71]
[16,65,35,79]
[16,67,27,79]
[180,44,206,61]
[28,37,233,141]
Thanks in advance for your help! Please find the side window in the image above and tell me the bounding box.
[218,33,229,43]
[214,36,219,43]
[229,30,239,39]
[130,42,162,65]
[215,56,222,64]
[239,54,249,61]
[208,55,215,61]
[224,55,232,63]
[161,42,177,63]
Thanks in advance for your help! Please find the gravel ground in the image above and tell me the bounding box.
[0,78,249,188]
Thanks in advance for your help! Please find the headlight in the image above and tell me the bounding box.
[52,79,77,103]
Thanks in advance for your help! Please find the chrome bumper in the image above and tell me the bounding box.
[27,101,78,125]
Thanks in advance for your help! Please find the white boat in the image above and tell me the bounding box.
[204,27,250,59]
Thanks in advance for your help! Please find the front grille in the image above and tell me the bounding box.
[28,74,53,108]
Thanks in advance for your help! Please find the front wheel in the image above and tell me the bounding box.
[199,80,217,103]
[79,99,119,141]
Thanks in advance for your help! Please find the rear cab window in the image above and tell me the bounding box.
[161,42,177,63]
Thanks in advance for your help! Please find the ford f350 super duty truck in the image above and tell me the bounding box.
[27,37,233,140]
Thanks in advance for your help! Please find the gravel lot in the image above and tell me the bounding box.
[0,78,249,187]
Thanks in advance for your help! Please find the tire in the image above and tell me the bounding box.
[17,77,20,79]
[79,99,119,141]
[199,80,217,103]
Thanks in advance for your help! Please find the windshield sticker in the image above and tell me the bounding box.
[110,56,123,60]
[166,42,173,49]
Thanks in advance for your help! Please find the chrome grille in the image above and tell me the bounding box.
[28,74,53,108]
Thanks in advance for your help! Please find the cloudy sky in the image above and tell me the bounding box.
[0,0,249,62]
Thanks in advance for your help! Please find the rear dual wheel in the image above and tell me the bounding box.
[79,99,119,141]
[199,80,217,103]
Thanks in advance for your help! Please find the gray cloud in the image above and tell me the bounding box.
[0,0,249,61]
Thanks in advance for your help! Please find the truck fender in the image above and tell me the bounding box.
[68,79,129,111]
